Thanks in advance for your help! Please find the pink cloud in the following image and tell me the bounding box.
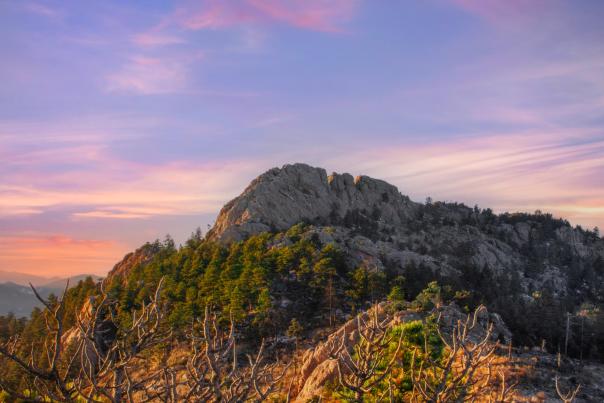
[106,55,195,94]
[0,116,258,219]
[246,0,358,32]
[131,32,185,47]
[170,0,358,32]
[174,0,256,29]
[0,117,272,276]
[121,0,358,96]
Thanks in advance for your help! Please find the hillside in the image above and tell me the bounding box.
[102,163,604,357]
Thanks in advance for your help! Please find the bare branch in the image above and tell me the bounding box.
[555,376,581,403]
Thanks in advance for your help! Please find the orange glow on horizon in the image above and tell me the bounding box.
[0,235,129,277]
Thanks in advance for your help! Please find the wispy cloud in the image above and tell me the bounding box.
[246,0,358,32]
[167,0,359,32]
[0,162,248,219]
[106,55,197,94]
[1,133,264,220]
[0,115,262,219]
[118,0,359,96]
[23,1,62,19]
[73,207,176,220]
[327,130,604,230]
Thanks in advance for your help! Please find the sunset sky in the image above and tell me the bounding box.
[1,0,603,277]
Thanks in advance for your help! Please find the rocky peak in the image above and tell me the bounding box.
[207,163,418,243]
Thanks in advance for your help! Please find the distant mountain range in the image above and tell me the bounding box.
[0,271,101,317]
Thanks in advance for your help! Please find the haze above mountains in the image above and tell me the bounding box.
[0,270,98,287]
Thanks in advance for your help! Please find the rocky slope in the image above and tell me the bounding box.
[294,302,511,401]
[207,163,604,302]
[293,303,603,402]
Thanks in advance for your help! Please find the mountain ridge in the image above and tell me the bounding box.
[205,163,603,300]
[0,270,100,288]
[0,273,101,316]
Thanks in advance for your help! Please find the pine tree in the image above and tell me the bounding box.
[413,281,442,311]
[229,285,246,322]
[388,285,405,306]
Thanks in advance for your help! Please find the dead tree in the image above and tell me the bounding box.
[0,279,171,403]
[74,277,170,403]
[328,306,404,403]
[182,306,289,402]
[0,279,291,403]
[483,365,516,403]
[555,376,581,403]
[0,281,81,402]
[410,305,514,402]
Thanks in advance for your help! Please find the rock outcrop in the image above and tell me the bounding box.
[294,303,418,402]
[105,242,161,283]
[207,163,418,243]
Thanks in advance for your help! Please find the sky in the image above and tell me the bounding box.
[1,0,603,277]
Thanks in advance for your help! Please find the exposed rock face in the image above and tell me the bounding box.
[207,163,418,243]
[62,296,118,365]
